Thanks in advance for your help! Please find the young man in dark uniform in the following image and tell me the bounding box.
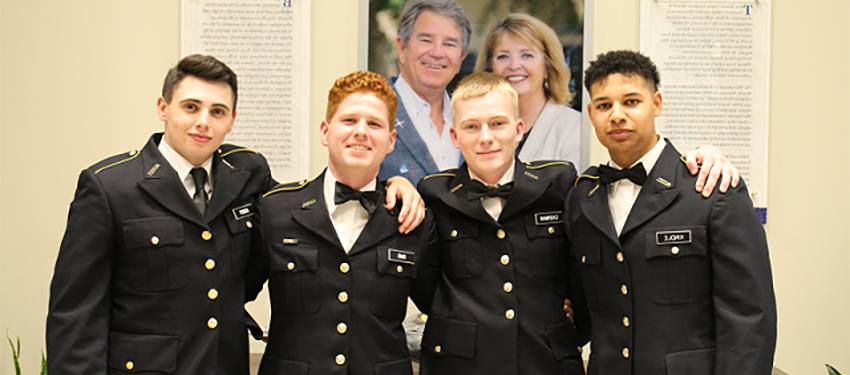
[251,71,435,375]
[47,55,273,375]
[47,57,423,375]
[415,72,588,375]
[568,50,776,375]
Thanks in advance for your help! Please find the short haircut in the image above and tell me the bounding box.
[326,71,398,130]
[397,0,472,54]
[162,54,238,110]
[584,50,660,94]
[450,71,519,122]
[475,13,574,105]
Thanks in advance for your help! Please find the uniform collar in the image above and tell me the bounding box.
[157,137,214,189]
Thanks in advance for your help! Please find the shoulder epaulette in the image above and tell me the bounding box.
[92,150,140,174]
[574,165,601,187]
[523,160,571,169]
[263,179,308,197]
[219,146,259,158]
[423,168,458,180]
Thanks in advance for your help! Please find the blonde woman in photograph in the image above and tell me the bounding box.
[476,13,582,166]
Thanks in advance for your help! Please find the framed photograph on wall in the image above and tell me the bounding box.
[360,0,592,170]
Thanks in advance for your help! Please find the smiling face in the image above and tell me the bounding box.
[321,92,396,181]
[491,33,548,100]
[397,10,467,98]
[587,73,662,167]
[451,91,524,185]
[158,75,235,166]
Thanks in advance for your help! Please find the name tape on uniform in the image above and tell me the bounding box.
[388,249,415,265]
[656,230,692,245]
[534,211,563,225]
[232,203,255,220]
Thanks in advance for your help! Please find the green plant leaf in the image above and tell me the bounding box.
[41,350,48,375]
[7,332,22,375]
[827,363,842,375]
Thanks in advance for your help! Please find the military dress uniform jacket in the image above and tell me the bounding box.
[415,160,589,375]
[567,142,776,375]
[249,172,438,375]
[47,133,273,375]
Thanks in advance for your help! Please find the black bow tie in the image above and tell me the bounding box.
[468,180,513,200]
[334,181,381,214]
[598,163,647,186]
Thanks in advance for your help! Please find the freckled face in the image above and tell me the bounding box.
[321,92,396,177]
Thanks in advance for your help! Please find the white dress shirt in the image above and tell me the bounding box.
[468,163,516,221]
[158,138,213,199]
[394,75,461,171]
[323,170,376,253]
[607,137,666,236]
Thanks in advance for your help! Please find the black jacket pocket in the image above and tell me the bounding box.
[107,332,178,373]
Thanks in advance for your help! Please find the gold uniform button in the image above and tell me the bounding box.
[548,226,555,234]
[205,259,216,270]
[622,347,630,358]
[450,230,458,238]
[337,322,347,334]
[150,236,160,245]
[503,282,513,293]
[671,246,680,255]
[616,252,624,262]
[125,361,134,370]
[287,262,295,271]
[208,288,219,300]
[623,316,630,327]
[500,255,510,265]
[339,263,350,273]
[434,345,442,354]
[496,229,506,239]
[621,285,628,295]
[207,317,218,329]
[246,221,253,229]
[335,354,346,365]
[505,309,515,320]
[396,265,404,273]
[338,291,349,303]
[201,231,212,241]
[129,150,138,156]
[581,255,586,264]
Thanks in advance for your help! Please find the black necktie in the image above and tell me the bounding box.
[598,163,647,186]
[190,167,209,215]
[468,180,513,200]
[334,182,381,214]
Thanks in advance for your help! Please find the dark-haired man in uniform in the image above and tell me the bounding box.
[47,56,422,375]
[568,50,776,375]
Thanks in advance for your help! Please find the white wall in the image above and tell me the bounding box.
[1,1,847,374]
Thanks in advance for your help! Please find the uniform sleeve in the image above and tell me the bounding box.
[410,214,441,314]
[47,169,115,375]
[709,181,777,374]
[245,195,269,303]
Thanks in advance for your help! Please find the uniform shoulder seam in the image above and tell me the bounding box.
[93,150,140,174]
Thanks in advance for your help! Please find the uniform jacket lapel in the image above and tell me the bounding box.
[620,142,681,236]
[436,164,500,225]
[136,135,207,228]
[349,181,402,255]
[499,160,552,221]
[290,173,344,250]
[579,178,620,246]
[205,156,250,222]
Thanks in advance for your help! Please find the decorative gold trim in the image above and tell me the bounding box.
[94,150,140,174]
[525,161,571,169]
[220,148,258,158]
[263,179,308,197]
